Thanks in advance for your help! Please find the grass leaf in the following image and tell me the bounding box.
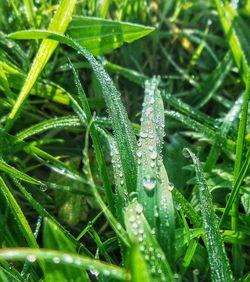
[67,16,154,55]
[184,148,233,282]
[0,248,130,281]
[5,0,76,131]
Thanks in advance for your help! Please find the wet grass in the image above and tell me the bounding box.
[0,0,250,281]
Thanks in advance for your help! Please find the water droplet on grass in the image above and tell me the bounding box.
[53,257,60,264]
[143,176,156,191]
[27,255,36,263]
[168,182,174,191]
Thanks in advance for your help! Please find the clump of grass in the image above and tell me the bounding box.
[1,0,250,281]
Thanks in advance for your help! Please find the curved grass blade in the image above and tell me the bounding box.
[68,16,154,55]
[165,110,235,152]
[5,0,76,131]
[184,148,233,282]
[16,116,82,141]
[162,91,219,130]
[0,249,130,281]
[8,30,138,194]
[124,200,174,282]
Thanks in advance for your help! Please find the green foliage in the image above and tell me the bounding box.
[1,0,250,281]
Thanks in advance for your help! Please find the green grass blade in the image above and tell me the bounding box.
[69,61,115,214]
[82,116,130,247]
[0,159,44,186]
[184,148,233,282]
[0,249,130,281]
[195,51,233,108]
[162,91,219,129]
[136,77,163,227]
[136,77,175,261]
[8,30,138,194]
[5,0,76,131]
[43,218,90,281]
[16,116,82,141]
[165,110,235,152]
[125,200,174,282]
[102,132,129,225]
[128,245,151,282]
[0,266,22,282]
[205,93,243,172]
[68,16,154,55]
[231,69,250,275]
[0,176,38,249]
[23,0,36,27]
[172,188,202,226]
[220,148,250,227]
[215,0,250,83]
[25,145,89,184]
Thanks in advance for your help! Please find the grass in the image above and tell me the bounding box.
[0,0,250,281]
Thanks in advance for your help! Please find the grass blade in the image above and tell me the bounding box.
[0,249,130,281]
[136,77,175,261]
[0,176,38,249]
[125,200,174,282]
[215,0,250,83]
[69,61,115,214]
[0,159,44,186]
[5,0,76,131]
[68,16,154,55]
[183,148,233,282]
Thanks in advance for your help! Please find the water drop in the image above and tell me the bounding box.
[103,269,110,276]
[136,151,142,158]
[135,204,143,214]
[129,215,136,222]
[62,254,73,263]
[150,150,157,160]
[140,132,148,138]
[27,255,36,263]
[53,257,60,264]
[168,182,174,191]
[143,176,156,191]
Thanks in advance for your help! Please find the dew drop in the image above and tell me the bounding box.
[143,176,156,191]
[140,132,148,138]
[136,151,142,158]
[62,254,73,263]
[135,204,143,214]
[168,182,174,191]
[53,257,60,264]
[27,255,36,263]
[129,215,136,222]
[150,150,157,160]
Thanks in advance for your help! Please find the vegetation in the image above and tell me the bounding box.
[0,0,250,281]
